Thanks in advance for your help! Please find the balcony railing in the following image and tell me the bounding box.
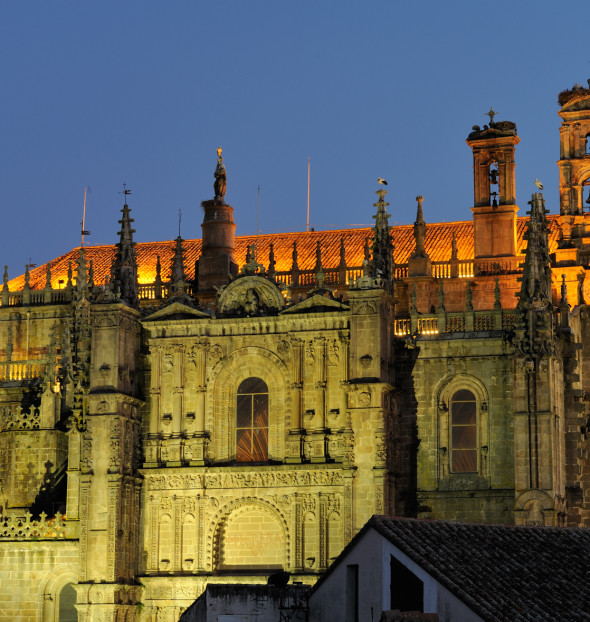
[0,360,46,381]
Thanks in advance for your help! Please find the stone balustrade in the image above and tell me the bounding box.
[0,360,46,381]
[0,512,74,540]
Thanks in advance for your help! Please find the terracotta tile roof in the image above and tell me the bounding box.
[368,515,590,622]
[7,215,562,291]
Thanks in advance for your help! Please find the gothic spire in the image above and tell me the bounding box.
[411,195,428,258]
[113,201,139,308]
[370,187,394,288]
[517,193,552,309]
[171,235,186,288]
[515,192,555,360]
[291,241,299,271]
[339,238,347,269]
[75,248,88,297]
[268,243,276,277]
[314,241,323,274]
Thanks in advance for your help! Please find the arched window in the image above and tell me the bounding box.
[236,378,268,462]
[450,389,477,473]
[585,133,590,155]
[58,582,78,621]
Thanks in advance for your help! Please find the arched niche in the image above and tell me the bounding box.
[210,499,289,572]
[207,347,290,461]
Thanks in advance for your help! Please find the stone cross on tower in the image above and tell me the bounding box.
[486,106,497,124]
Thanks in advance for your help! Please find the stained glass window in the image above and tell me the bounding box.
[450,389,477,473]
[236,378,268,462]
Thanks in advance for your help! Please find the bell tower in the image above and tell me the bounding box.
[466,110,519,271]
[556,82,590,254]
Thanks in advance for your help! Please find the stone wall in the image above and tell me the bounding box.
[411,334,516,524]
[0,540,79,621]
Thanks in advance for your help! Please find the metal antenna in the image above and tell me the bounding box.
[255,185,261,260]
[81,186,91,246]
[257,185,260,235]
[178,209,182,238]
[306,157,311,232]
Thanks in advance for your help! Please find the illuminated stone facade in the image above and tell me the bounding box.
[2,85,590,620]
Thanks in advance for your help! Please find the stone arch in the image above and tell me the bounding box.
[571,164,590,189]
[436,374,490,479]
[41,566,79,622]
[206,347,291,461]
[514,490,556,526]
[208,497,290,572]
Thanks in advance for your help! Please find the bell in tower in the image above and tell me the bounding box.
[466,108,520,271]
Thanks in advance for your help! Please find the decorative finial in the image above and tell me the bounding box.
[561,274,568,304]
[291,241,299,270]
[494,277,502,310]
[465,280,473,311]
[217,146,222,158]
[451,231,458,261]
[339,238,347,267]
[438,282,445,313]
[485,107,497,124]
[415,196,425,224]
[268,243,276,276]
[410,283,417,313]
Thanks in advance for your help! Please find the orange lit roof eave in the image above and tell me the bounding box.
[5,214,563,290]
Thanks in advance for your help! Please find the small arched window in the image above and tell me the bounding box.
[58,582,78,621]
[450,389,477,473]
[236,378,268,462]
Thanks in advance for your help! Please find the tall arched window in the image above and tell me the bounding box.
[450,389,477,473]
[236,378,268,462]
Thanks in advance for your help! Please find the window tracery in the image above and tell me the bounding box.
[236,377,269,462]
[450,389,477,473]
[437,376,489,480]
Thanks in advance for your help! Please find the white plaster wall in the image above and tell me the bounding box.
[309,529,386,622]
[309,527,485,622]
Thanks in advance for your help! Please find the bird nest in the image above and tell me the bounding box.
[558,83,590,107]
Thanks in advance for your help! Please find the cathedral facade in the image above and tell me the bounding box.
[2,83,590,620]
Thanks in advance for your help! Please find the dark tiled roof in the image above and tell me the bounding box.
[7,215,562,291]
[369,515,590,622]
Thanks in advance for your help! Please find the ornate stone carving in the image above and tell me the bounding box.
[163,354,173,373]
[145,469,343,491]
[277,340,291,355]
[217,275,285,317]
[209,344,222,359]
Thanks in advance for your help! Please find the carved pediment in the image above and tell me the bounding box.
[217,276,284,317]
[142,302,211,322]
[281,293,349,315]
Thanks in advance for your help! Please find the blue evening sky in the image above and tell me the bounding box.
[0,1,588,276]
